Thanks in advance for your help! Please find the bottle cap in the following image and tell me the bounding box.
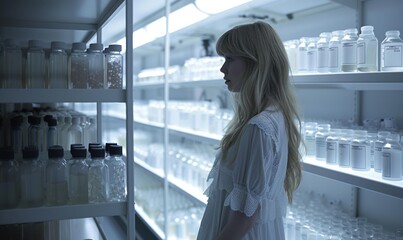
[108,44,122,52]
[91,147,105,158]
[105,143,118,153]
[70,143,84,152]
[11,115,23,128]
[28,115,41,125]
[72,42,87,51]
[71,147,87,158]
[5,38,19,47]
[51,41,66,50]
[48,145,64,158]
[0,147,14,160]
[28,40,44,49]
[109,145,122,156]
[23,146,39,159]
[47,118,58,127]
[89,43,104,51]
[44,114,54,123]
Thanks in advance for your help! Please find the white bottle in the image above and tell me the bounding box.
[4,39,23,88]
[326,129,340,165]
[341,28,359,72]
[317,32,332,73]
[315,124,331,161]
[48,41,68,88]
[69,42,88,89]
[350,130,371,171]
[381,30,403,71]
[26,40,46,88]
[297,37,309,73]
[304,122,318,157]
[307,37,319,72]
[357,26,379,72]
[67,116,83,147]
[338,129,353,167]
[329,30,344,72]
[382,134,402,181]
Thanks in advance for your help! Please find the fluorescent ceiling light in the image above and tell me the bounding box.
[195,0,252,14]
[169,4,209,32]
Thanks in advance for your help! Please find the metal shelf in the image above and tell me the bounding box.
[0,202,126,225]
[135,207,165,240]
[0,89,126,103]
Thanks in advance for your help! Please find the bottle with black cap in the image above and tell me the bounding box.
[45,145,68,206]
[88,147,109,203]
[20,145,43,207]
[0,147,19,209]
[107,145,126,202]
[69,147,89,204]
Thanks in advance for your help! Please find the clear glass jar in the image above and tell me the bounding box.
[87,43,105,89]
[20,146,44,207]
[307,37,319,72]
[326,129,341,165]
[285,39,299,73]
[67,116,83,147]
[60,115,72,150]
[48,41,68,88]
[382,133,402,181]
[106,44,123,89]
[85,117,97,148]
[4,39,23,88]
[45,145,68,206]
[317,32,332,73]
[69,147,89,204]
[381,30,403,71]
[315,123,331,161]
[0,147,19,209]
[28,115,44,154]
[350,130,371,171]
[304,122,318,157]
[26,40,46,88]
[373,131,390,173]
[46,117,58,149]
[88,147,109,203]
[341,28,359,72]
[107,145,127,202]
[357,26,378,72]
[298,37,309,73]
[69,42,88,89]
[329,30,344,72]
[338,129,353,167]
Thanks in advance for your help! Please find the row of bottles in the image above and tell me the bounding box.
[0,143,126,209]
[0,39,123,89]
[303,120,403,181]
[284,27,403,73]
[0,107,97,155]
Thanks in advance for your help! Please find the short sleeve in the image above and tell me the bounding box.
[223,122,278,217]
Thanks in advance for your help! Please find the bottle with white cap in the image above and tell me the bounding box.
[88,43,105,89]
[317,32,332,73]
[48,41,68,88]
[3,39,23,88]
[26,40,46,88]
[382,133,402,181]
[105,44,123,89]
[381,30,403,72]
[357,26,378,72]
[69,42,88,88]
[328,30,344,72]
[341,28,359,72]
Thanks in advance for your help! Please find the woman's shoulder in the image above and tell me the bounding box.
[248,106,285,131]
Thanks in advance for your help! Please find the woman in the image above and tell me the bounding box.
[196,21,302,240]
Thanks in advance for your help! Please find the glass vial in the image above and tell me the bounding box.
[357,26,379,72]
[4,39,23,88]
[317,32,332,73]
[45,145,68,206]
[20,146,44,207]
[350,130,371,171]
[329,30,344,72]
[382,133,402,181]
[87,43,105,89]
[374,131,390,173]
[48,41,68,88]
[69,42,88,89]
[88,147,109,203]
[341,28,359,72]
[381,30,403,71]
[106,44,123,89]
[26,40,46,89]
[0,147,19,209]
[69,147,89,204]
[107,145,127,202]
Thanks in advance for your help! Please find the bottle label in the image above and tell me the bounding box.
[357,42,366,64]
[329,46,339,68]
[342,43,357,64]
[351,145,367,169]
[298,49,308,71]
[338,143,350,166]
[383,45,403,67]
[326,141,338,164]
[382,150,402,179]
[317,47,328,68]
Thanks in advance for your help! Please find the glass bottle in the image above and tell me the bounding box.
[4,39,23,88]
[373,131,390,173]
[10,115,23,156]
[357,26,379,72]
[88,147,109,203]
[45,145,68,206]
[67,116,83,147]
[69,42,88,89]
[105,142,118,160]
[106,44,123,89]
[60,115,72,150]
[26,40,46,88]
[350,130,371,171]
[46,117,58,149]
[382,133,402,181]
[329,30,344,72]
[20,146,44,207]
[326,129,340,165]
[86,117,97,147]
[304,122,318,157]
[286,39,299,73]
[48,41,68,88]
[307,37,319,72]
[315,123,331,161]
[28,115,44,154]
[87,43,105,89]
[107,145,127,202]
[297,37,309,73]
[0,147,19,209]
[341,28,359,72]
[69,147,89,204]
[381,30,403,71]
[338,129,353,167]
[317,32,332,73]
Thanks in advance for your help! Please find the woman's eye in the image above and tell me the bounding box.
[225,57,233,62]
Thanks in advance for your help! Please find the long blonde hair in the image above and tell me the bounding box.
[216,21,302,203]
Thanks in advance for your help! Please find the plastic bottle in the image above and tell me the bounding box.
[10,115,23,156]
[69,42,88,89]
[297,37,309,73]
[328,30,344,72]
[307,37,319,72]
[67,116,83,147]
[105,44,123,89]
[88,147,109,203]
[45,145,68,206]
[26,40,46,88]
[47,118,58,148]
[285,39,299,73]
[304,122,318,157]
[373,131,390,173]
[381,30,403,71]
[350,130,371,171]
[69,147,89,204]
[60,115,72,150]
[0,147,19,209]
[317,32,332,73]
[341,28,359,72]
[326,129,340,165]
[48,41,68,88]
[28,115,44,154]
[107,145,127,202]
[86,117,97,146]
[20,146,44,207]
[382,133,402,180]
[338,129,353,167]
[87,43,105,89]
[4,39,23,88]
[357,26,379,72]
[315,124,331,161]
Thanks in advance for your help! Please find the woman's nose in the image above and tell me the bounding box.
[220,64,226,74]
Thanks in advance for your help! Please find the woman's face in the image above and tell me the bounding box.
[220,54,246,92]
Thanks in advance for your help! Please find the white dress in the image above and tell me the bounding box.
[197,106,288,240]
